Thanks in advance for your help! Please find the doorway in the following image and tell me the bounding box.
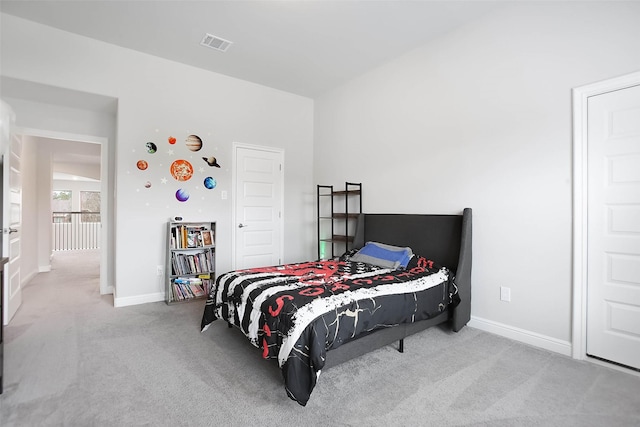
[29,129,111,296]
[572,71,640,370]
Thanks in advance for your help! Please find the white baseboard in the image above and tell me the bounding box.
[468,316,572,357]
[114,292,165,308]
[22,270,39,286]
[20,266,51,289]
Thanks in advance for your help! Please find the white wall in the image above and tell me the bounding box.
[20,136,39,283]
[314,2,640,350]
[1,96,117,140]
[35,140,52,274]
[1,13,315,306]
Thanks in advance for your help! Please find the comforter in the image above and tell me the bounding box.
[200,253,459,406]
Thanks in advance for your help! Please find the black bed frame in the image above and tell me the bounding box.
[323,208,472,369]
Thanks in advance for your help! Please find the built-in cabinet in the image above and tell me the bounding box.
[166,221,216,304]
[317,182,362,259]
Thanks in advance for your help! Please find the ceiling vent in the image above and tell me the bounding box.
[200,33,232,52]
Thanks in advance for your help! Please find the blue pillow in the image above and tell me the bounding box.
[349,241,413,269]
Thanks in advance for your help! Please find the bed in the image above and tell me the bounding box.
[201,208,472,406]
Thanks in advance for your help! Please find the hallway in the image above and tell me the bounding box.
[1,249,108,398]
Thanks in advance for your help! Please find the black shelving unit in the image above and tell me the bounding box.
[317,182,362,259]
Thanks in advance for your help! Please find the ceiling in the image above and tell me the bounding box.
[45,136,102,182]
[0,0,502,98]
[1,1,502,182]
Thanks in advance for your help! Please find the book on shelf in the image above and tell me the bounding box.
[187,232,197,248]
[170,250,215,275]
[172,276,207,301]
[194,274,212,295]
[201,230,213,246]
[181,225,188,248]
[172,223,215,249]
[191,284,206,297]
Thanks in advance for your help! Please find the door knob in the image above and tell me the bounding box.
[238,223,248,228]
[3,228,17,234]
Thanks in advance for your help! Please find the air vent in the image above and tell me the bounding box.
[200,33,232,52]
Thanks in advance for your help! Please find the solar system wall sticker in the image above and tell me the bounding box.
[134,133,221,204]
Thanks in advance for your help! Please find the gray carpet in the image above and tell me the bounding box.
[1,250,639,426]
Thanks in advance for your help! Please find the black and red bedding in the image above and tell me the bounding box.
[200,251,459,406]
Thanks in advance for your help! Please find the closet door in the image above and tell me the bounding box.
[586,84,640,370]
[233,144,283,270]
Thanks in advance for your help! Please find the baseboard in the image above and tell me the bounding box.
[22,270,39,286]
[468,316,572,357]
[113,292,165,308]
[38,265,51,272]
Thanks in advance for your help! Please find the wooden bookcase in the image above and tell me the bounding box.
[165,221,216,304]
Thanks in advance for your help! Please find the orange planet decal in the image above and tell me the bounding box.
[168,136,176,144]
[170,159,194,181]
[136,160,148,170]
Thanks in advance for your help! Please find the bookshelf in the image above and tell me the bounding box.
[166,221,216,304]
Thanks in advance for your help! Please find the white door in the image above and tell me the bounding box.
[586,84,640,370]
[1,102,23,325]
[233,144,283,270]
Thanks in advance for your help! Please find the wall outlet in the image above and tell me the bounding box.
[500,286,511,302]
[157,265,164,276]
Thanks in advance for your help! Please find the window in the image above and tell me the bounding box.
[52,190,72,223]
[81,191,101,223]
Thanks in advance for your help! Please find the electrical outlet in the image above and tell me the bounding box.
[500,286,511,302]
[157,265,164,276]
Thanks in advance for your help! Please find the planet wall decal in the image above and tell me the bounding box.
[136,160,148,170]
[204,177,217,189]
[170,159,194,181]
[144,181,152,188]
[146,142,157,153]
[186,134,203,152]
[168,136,177,144]
[202,156,221,168]
[176,188,190,202]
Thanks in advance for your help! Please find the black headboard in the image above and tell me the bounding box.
[352,208,472,331]
[353,213,460,273]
